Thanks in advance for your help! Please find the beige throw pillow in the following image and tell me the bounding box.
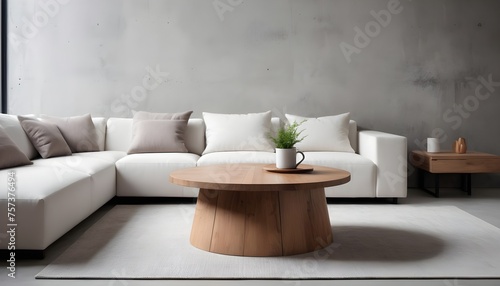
[0,127,33,169]
[128,120,189,154]
[127,111,193,154]
[18,117,72,158]
[41,114,99,153]
[132,110,193,121]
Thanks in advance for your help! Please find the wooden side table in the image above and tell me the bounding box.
[410,151,500,197]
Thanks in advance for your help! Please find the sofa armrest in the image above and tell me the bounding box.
[358,130,407,198]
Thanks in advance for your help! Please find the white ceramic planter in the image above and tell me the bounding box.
[275,147,305,169]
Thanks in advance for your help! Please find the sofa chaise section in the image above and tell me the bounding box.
[0,164,92,251]
[0,115,124,253]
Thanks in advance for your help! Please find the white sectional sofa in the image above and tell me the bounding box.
[0,113,406,254]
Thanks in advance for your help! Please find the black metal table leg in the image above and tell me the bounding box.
[434,173,440,198]
[466,174,471,196]
[418,169,439,198]
[460,174,472,196]
[418,168,424,189]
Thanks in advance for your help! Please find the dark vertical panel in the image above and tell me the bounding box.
[1,0,7,114]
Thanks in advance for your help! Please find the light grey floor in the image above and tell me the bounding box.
[2,188,500,286]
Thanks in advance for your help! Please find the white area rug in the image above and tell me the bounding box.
[36,204,500,279]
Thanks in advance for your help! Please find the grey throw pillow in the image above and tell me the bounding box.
[0,127,33,169]
[18,117,72,159]
[127,120,189,154]
[41,114,99,153]
[128,111,193,154]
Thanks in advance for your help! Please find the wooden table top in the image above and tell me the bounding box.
[169,163,351,192]
[412,150,499,160]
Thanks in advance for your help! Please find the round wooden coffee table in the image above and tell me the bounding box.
[169,163,350,257]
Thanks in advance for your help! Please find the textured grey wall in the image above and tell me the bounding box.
[6,0,500,187]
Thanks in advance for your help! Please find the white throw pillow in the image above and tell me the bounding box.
[285,113,354,153]
[202,111,274,155]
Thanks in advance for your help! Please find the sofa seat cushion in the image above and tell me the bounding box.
[116,153,200,197]
[197,151,276,166]
[32,155,115,176]
[32,155,118,208]
[73,150,127,163]
[302,152,376,197]
[0,164,92,250]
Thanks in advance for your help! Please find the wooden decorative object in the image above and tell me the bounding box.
[453,137,467,154]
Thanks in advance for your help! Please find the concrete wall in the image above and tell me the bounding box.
[6,0,500,187]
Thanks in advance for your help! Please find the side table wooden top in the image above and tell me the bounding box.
[411,150,500,173]
[412,150,500,160]
[169,163,351,192]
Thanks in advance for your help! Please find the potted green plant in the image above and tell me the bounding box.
[270,121,306,169]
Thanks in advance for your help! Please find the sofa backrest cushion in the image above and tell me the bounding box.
[185,119,205,155]
[349,120,357,152]
[271,117,281,137]
[105,118,205,155]
[105,118,132,152]
[0,114,38,159]
[92,117,107,151]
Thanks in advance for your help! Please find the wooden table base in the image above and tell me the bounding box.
[190,188,333,257]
